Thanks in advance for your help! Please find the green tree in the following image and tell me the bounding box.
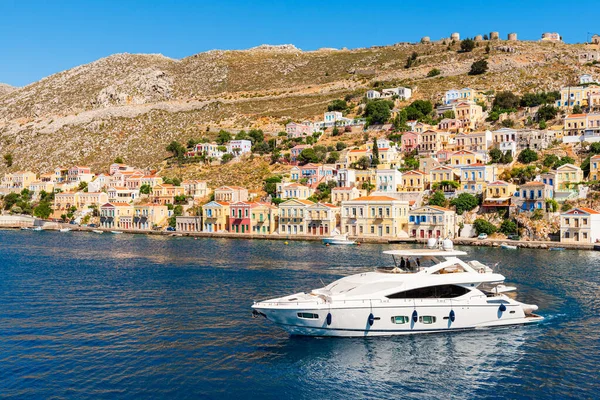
[326,151,340,164]
[327,99,348,112]
[572,104,583,114]
[248,129,265,144]
[450,193,479,215]
[113,156,124,164]
[542,154,559,168]
[590,142,600,154]
[474,218,497,235]
[428,191,448,207]
[139,184,151,195]
[554,156,576,169]
[356,156,371,170]
[546,198,559,212]
[499,219,517,235]
[489,148,503,163]
[297,148,317,164]
[235,130,248,140]
[222,153,234,163]
[361,181,375,194]
[537,105,558,121]
[493,91,520,110]
[517,148,538,164]
[263,175,282,197]
[502,119,515,128]
[364,100,393,125]
[427,68,441,77]
[33,201,53,219]
[3,153,13,167]
[335,142,347,151]
[77,181,88,192]
[3,192,20,210]
[216,130,232,145]
[371,138,380,167]
[166,141,186,159]
[468,59,488,75]
[460,38,476,52]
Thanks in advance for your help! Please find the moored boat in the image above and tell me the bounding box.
[92,230,104,234]
[110,231,123,234]
[32,226,43,231]
[322,231,356,245]
[252,240,542,337]
[59,228,72,232]
[501,243,518,250]
[549,247,565,251]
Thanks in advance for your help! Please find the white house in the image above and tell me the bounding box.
[498,141,517,158]
[580,74,595,85]
[366,90,381,100]
[382,87,412,100]
[374,169,402,193]
[227,140,252,155]
[560,207,600,243]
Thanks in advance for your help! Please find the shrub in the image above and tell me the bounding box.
[493,91,520,110]
[427,68,441,77]
[428,191,447,207]
[450,193,479,215]
[474,218,497,235]
[460,38,476,52]
[328,99,347,112]
[468,59,488,75]
[517,148,538,164]
[499,219,517,235]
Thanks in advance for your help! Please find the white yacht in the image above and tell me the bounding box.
[252,240,542,337]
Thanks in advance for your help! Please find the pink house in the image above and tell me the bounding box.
[436,149,452,163]
[438,118,464,132]
[300,163,336,187]
[286,122,313,138]
[401,132,421,152]
[229,201,252,233]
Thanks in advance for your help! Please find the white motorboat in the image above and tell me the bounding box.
[59,228,72,233]
[92,230,104,234]
[500,243,518,250]
[32,226,43,231]
[110,231,123,234]
[252,240,542,337]
[322,231,356,245]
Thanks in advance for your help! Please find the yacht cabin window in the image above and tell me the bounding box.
[391,316,410,324]
[419,316,436,324]
[386,284,470,299]
[297,312,319,320]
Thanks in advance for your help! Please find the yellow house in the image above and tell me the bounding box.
[278,199,314,235]
[556,85,600,108]
[100,202,135,229]
[306,203,339,236]
[331,187,364,205]
[430,166,459,186]
[448,150,484,166]
[555,164,584,191]
[354,169,377,189]
[133,204,169,230]
[250,202,279,234]
[340,195,409,238]
[485,180,516,199]
[418,130,452,154]
[202,201,230,232]
[400,170,428,192]
[151,184,185,205]
[454,102,484,131]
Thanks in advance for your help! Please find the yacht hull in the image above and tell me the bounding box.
[253,301,543,337]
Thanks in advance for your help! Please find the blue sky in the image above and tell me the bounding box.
[1,0,598,87]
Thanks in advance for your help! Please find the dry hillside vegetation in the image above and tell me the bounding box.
[1,41,599,172]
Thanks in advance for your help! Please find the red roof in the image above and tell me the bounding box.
[564,207,600,215]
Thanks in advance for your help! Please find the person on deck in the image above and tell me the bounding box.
[400,257,406,269]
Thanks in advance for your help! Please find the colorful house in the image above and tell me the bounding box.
[278,199,314,235]
[133,204,169,230]
[214,186,249,203]
[151,184,185,205]
[100,202,135,229]
[202,201,230,233]
[560,207,600,243]
[331,187,364,205]
[401,132,421,152]
[340,196,409,238]
[399,170,427,192]
[513,182,553,212]
[459,164,497,194]
[408,206,456,239]
[305,203,339,236]
[590,155,600,181]
[276,182,314,200]
[229,201,252,233]
[250,202,279,234]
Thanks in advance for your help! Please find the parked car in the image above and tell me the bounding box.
[507,234,521,240]
[477,233,488,240]
[88,224,97,228]
[166,227,176,232]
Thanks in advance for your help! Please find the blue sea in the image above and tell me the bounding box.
[0,230,599,399]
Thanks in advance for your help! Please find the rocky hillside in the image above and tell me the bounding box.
[0,41,599,173]
[0,83,16,97]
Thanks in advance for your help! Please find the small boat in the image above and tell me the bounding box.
[549,247,565,251]
[20,227,30,230]
[110,231,123,234]
[92,230,104,234]
[59,228,72,233]
[32,226,43,231]
[500,243,518,250]
[322,230,356,245]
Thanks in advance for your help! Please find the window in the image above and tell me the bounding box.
[386,285,470,299]
[371,226,375,234]
[419,316,436,324]
[297,312,319,319]
[391,316,409,324]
